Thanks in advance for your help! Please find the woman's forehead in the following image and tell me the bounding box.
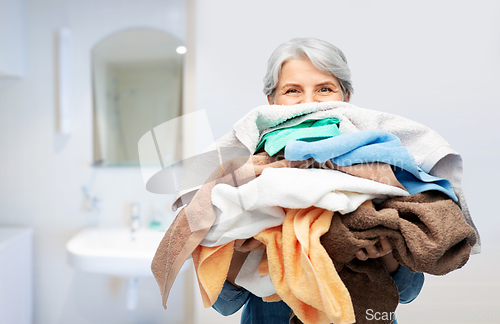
[279,59,339,85]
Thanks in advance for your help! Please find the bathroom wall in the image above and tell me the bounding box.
[0,0,191,323]
[192,1,500,323]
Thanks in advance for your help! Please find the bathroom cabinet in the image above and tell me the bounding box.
[0,227,33,324]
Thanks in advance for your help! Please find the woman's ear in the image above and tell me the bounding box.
[267,95,274,105]
[345,91,351,103]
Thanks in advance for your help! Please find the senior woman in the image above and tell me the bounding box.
[212,38,424,324]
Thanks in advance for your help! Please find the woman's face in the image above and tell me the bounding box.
[268,58,348,106]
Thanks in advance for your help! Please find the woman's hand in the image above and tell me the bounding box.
[227,238,265,287]
[355,236,400,274]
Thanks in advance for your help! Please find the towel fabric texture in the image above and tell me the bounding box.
[172,102,479,253]
[320,191,477,276]
[285,130,457,201]
[152,102,479,322]
[192,242,235,307]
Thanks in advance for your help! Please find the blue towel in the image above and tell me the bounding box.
[284,130,457,201]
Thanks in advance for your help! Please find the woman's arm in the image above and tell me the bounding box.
[391,265,425,304]
[212,281,251,316]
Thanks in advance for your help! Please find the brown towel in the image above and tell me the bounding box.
[321,191,477,275]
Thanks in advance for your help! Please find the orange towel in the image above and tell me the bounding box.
[192,242,235,307]
[255,207,355,324]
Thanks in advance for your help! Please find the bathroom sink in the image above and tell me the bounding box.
[66,228,165,277]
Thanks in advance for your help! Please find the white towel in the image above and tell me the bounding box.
[173,102,480,253]
[200,167,409,247]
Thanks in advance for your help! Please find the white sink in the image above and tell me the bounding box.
[66,228,165,277]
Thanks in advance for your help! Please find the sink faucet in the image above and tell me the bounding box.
[130,203,141,239]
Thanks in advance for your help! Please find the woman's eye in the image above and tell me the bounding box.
[319,87,332,93]
[285,89,299,94]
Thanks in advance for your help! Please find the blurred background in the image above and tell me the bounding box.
[0,0,498,323]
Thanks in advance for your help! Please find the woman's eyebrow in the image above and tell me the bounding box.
[316,81,338,87]
[281,83,302,88]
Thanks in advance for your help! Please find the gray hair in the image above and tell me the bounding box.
[263,38,353,101]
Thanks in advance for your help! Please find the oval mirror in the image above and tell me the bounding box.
[92,28,184,167]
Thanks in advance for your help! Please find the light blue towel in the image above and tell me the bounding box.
[284,130,458,201]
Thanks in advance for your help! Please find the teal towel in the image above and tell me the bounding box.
[255,118,341,156]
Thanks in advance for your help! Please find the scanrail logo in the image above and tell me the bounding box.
[365,309,396,321]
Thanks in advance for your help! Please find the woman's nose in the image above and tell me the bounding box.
[303,92,315,103]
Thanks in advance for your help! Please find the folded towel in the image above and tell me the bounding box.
[285,130,457,201]
[172,102,479,253]
[254,207,356,324]
[202,167,408,247]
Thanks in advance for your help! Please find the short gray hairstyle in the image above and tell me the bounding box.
[263,38,353,101]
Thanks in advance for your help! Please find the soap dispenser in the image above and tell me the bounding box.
[148,202,166,231]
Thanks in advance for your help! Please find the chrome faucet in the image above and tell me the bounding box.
[130,203,141,239]
[82,186,101,213]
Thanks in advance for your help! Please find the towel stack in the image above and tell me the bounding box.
[151,101,479,324]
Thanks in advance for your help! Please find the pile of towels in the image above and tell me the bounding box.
[151,101,479,324]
